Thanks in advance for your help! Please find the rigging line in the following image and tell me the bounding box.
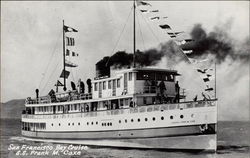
[136,11,146,51]
[139,10,161,44]
[105,6,133,66]
[41,59,60,95]
[38,30,62,89]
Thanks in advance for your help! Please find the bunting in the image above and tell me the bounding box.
[203,78,210,82]
[151,10,159,12]
[150,17,160,20]
[159,24,171,29]
[140,9,148,13]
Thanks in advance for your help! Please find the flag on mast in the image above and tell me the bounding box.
[66,37,75,46]
[60,70,70,79]
[136,0,152,6]
[65,60,78,67]
[64,25,78,32]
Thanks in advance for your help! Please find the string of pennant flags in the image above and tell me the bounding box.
[136,0,215,95]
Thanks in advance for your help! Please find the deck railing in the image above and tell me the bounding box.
[22,100,216,120]
[25,92,93,105]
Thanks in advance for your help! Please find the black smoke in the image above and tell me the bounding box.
[96,23,249,77]
[181,24,249,63]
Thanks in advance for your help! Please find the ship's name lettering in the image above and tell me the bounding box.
[30,150,49,156]
[63,150,81,156]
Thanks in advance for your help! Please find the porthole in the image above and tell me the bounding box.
[91,122,93,125]
[180,115,184,119]
[152,117,156,121]
[110,123,112,126]
[119,120,121,123]
[104,123,106,126]
[87,122,89,125]
[145,118,148,121]
[78,123,80,125]
[131,133,133,135]
[68,123,70,126]
[125,119,127,123]
[161,116,164,120]
[59,123,61,126]
[170,116,173,119]
[138,118,140,122]
[102,123,104,126]
[107,123,109,126]
[96,122,98,125]
[131,119,134,122]
[51,123,53,126]
[191,114,194,118]
[72,123,74,126]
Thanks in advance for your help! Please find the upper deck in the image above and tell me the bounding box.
[25,67,184,108]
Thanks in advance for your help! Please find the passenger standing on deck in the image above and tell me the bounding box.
[175,81,180,103]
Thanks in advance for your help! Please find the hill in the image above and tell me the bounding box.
[1,99,25,119]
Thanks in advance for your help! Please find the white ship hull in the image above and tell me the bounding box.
[22,101,217,151]
[23,133,217,151]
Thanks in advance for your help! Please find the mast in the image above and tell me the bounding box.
[133,0,136,68]
[215,61,217,99]
[63,20,67,91]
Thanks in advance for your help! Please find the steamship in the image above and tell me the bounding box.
[21,1,217,151]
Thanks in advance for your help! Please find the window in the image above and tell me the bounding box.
[180,115,184,119]
[103,81,106,90]
[152,117,156,121]
[170,116,173,119]
[96,122,98,125]
[51,123,53,126]
[59,123,61,126]
[72,123,74,126]
[78,123,80,125]
[91,122,93,125]
[107,123,109,126]
[119,120,121,123]
[108,80,111,89]
[129,72,132,81]
[94,83,98,91]
[68,123,70,126]
[125,119,127,123]
[87,122,89,125]
[138,118,140,122]
[131,119,134,122]
[161,116,164,120]
[145,118,148,121]
[117,79,120,88]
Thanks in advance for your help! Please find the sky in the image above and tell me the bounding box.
[1,1,249,120]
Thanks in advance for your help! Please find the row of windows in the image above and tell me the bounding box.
[94,79,121,91]
[118,115,184,123]
[102,122,112,126]
[50,114,187,127]
[94,72,132,91]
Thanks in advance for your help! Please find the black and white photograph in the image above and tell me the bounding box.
[1,1,249,158]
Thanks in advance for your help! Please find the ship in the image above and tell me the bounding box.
[21,1,218,151]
